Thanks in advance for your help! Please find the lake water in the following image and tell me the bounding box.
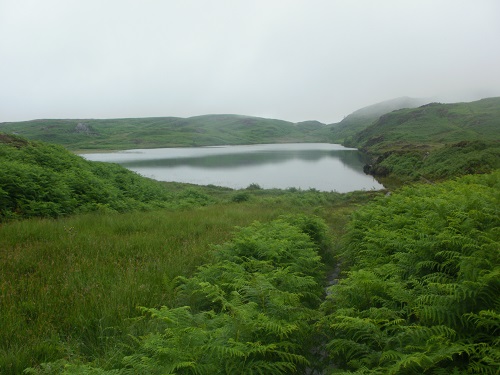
[81,143,384,192]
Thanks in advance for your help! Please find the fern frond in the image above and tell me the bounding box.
[464,309,500,333]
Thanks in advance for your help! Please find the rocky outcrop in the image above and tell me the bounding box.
[74,123,97,135]
[363,163,390,177]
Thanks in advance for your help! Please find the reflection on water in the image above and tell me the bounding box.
[82,143,384,192]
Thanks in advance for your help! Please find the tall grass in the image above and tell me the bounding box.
[0,203,287,373]
[0,192,368,374]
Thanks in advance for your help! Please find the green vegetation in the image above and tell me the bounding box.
[351,98,500,151]
[0,198,351,374]
[0,135,370,374]
[12,172,498,374]
[320,171,499,374]
[36,215,329,374]
[0,115,328,150]
[2,208,260,373]
[0,97,428,151]
[350,98,500,183]
[323,97,428,144]
[374,140,500,182]
[0,134,217,220]
[0,96,499,373]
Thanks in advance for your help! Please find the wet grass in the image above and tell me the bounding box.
[0,205,271,372]
[0,190,377,373]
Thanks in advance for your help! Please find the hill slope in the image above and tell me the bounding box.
[351,97,500,182]
[0,115,328,150]
[313,97,430,143]
[0,134,217,220]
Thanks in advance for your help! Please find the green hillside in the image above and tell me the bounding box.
[0,134,219,220]
[0,114,328,150]
[350,97,500,182]
[352,97,500,150]
[312,97,429,144]
[1,98,499,374]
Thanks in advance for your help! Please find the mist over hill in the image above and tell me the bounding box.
[1,97,499,185]
[352,97,500,182]
[351,97,500,151]
[316,97,431,144]
[0,97,432,150]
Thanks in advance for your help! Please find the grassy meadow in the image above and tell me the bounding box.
[6,173,497,375]
[1,184,371,373]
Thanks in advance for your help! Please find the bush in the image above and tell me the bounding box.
[0,134,175,220]
[231,191,250,202]
[319,171,500,374]
[246,183,262,190]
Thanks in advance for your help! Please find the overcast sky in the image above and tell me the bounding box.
[1,0,499,124]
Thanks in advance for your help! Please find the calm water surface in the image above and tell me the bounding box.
[82,143,384,192]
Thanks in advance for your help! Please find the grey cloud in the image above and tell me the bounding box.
[1,0,499,123]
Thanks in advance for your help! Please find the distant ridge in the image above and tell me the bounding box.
[0,114,328,150]
[327,97,431,144]
[0,97,430,150]
[342,96,430,120]
[351,97,500,151]
[350,97,500,182]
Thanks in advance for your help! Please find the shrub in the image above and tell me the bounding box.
[0,134,175,220]
[246,183,262,190]
[319,171,500,374]
[231,191,250,202]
